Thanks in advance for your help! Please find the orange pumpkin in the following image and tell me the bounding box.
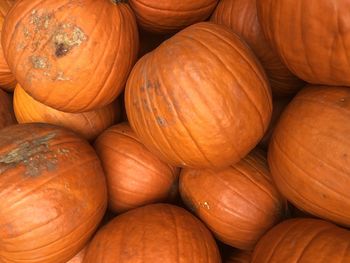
[13,84,120,141]
[0,88,16,129]
[268,85,350,227]
[94,122,179,213]
[84,204,221,263]
[0,123,107,263]
[251,218,350,262]
[180,149,285,250]
[125,22,272,169]
[2,0,138,112]
[129,0,218,33]
[259,96,292,149]
[257,0,350,86]
[0,2,16,92]
[211,0,303,97]
[226,250,252,263]
[66,246,87,263]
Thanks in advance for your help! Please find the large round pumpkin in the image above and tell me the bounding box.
[210,0,303,97]
[0,123,107,263]
[2,0,138,112]
[257,0,350,86]
[84,203,221,263]
[268,85,350,227]
[180,149,285,250]
[0,88,16,129]
[0,2,16,92]
[251,218,350,262]
[13,84,120,141]
[94,122,179,213]
[129,0,218,33]
[125,22,272,169]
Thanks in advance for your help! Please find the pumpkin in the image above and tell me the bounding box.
[259,96,292,149]
[0,88,16,129]
[0,2,16,92]
[226,250,252,263]
[180,149,285,250]
[268,85,350,227]
[129,0,218,33]
[125,22,272,169]
[211,0,303,97]
[94,122,179,213]
[257,0,350,86]
[251,218,350,262]
[13,84,120,141]
[84,203,221,263]
[66,246,87,263]
[0,123,107,263]
[2,0,138,112]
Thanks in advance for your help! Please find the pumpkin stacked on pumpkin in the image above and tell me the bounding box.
[0,0,349,262]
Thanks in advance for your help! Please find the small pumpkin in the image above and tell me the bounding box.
[180,149,285,250]
[2,0,138,112]
[94,122,179,213]
[0,3,16,91]
[0,88,16,129]
[13,84,120,141]
[210,0,303,97]
[0,123,107,263]
[125,22,272,169]
[268,85,350,227]
[129,0,219,33]
[84,203,221,263]
[257,0,350,86]
[252,218,350,262]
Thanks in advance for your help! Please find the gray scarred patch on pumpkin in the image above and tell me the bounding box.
[0,132,70,177]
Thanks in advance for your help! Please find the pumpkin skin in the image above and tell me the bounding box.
[180,149,285,250]
[94,122,179,213]
[0,3,16,92]
[0,123,107,263]
[125,22,272,169]
[251,218,350,262]
[210,0,303,97]
[13,84,120,141]
[2,0,138,112]
[268,86,350,227]
[257,0,350,86]
[84,203,221,263]
[0,88,16,129]
[259,96,292,149]
[129,0,218,33]
[66,246,87,263]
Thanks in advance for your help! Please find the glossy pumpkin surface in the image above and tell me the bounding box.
[180,150,285,250]
[13,84,120,141]
[257,0,350,86]
[268,85,350,227]
[211,0,303,97]
[2,0,138,112]
[84,203,221,263]
[94,122,179,213]
[125,22,272,169]
[252,218,350,262]
[129,0,218,33]
[0,123,107,263]
[0,88,16,129]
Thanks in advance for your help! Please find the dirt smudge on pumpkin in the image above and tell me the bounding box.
[30,55,49,69]
[156,116,167,126]
[0,132,69,177]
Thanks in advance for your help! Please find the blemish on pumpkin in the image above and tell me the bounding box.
[30,10,53,32]
[53,25,87,57]
[55,71,70,81]
[201,201,210,210]
[30,56,49,69]
[156,116,167,126]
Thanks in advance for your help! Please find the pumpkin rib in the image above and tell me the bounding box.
[233,165,280,205]
[132,0,216,13]
[295,227,334,262]
[154,58,214,166]
[181,34,265,153]
[168,208,181,263]
[271,140,350,219]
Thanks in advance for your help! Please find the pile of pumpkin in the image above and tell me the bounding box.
[0,0,350,262]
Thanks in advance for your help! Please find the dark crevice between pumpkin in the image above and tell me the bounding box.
[111,0,128,4]
[180,192,198,214]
